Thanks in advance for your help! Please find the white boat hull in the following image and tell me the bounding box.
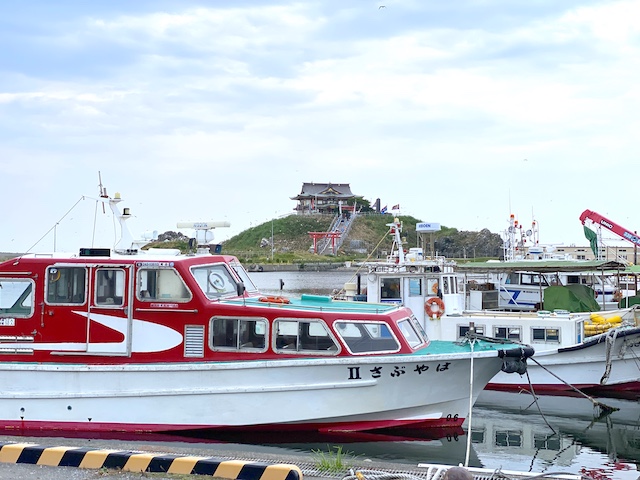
[486,327,640,397]
[0,352,503,434]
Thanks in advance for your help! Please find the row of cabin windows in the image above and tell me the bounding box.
[380,275,460,301]
[44,266,192,306]
[207,316,408,355]
[458,324,560,343]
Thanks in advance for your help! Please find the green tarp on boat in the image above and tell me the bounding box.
[543,284,601,312]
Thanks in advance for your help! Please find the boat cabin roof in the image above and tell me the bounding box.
[456,259,626,274]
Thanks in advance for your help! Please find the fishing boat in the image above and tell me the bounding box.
[0,189,532,435]
[461,215,625,312]
[346,218,640,399]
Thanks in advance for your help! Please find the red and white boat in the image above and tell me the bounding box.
[0,190,532,435]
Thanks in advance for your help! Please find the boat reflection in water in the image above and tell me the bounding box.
[472,391,640,478]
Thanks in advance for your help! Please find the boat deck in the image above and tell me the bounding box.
[225,294,401,314]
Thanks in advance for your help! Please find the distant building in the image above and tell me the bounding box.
[554,245,638,263]
[292,182,356,215]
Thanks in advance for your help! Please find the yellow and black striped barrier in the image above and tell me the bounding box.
[0,442,303,480]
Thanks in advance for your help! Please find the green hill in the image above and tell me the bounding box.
[219,214,502,264]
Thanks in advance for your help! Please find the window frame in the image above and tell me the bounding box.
[0,278,35,318]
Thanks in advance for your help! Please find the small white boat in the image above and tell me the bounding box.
[348,218,640,399]
[0,188,532,435]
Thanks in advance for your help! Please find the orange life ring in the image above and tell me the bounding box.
[424,297,445,319]
[258,296,291,304]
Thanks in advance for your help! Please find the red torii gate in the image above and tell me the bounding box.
[308,231,341,254]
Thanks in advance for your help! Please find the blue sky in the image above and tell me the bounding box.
[1,0,638,253]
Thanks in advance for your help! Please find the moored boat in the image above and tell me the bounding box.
[0,189,532,435]
[348,218,640,399]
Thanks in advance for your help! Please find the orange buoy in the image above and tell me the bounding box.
[258,296,291,304]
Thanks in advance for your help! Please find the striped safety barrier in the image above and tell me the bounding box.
[0,442,303,480]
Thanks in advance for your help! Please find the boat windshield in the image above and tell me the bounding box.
[398,316,428,348]
[191,264,240,299]
[228,260,259,293]
[334,320,400,354]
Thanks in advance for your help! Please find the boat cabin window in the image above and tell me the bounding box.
[210,316,267,351]
[274,318,339,354]
[191,264,239,299]
[0,279,34,317]
[380,278,401,302]
[520,274,549,286]
[397,317,427,348]
[228,261,259,293]
[493,326,521,341]
[427,278,439,296]
[440,275,459,295]
[334,320,400,354]
[532,327,560,343]
[458,324,485,339]
[408,278,422,296]
[46,267,86,304]
[95,268,125,306]
[137,267,191,302]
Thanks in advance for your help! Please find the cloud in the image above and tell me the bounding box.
[1,1,639,254]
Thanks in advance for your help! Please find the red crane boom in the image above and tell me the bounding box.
[579,209,640,247]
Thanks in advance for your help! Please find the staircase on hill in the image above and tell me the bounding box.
[317,210,358,255]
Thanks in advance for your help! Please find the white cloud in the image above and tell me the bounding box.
[1,0,639,254]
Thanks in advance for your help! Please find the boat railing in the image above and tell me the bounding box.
[225,295,401,315]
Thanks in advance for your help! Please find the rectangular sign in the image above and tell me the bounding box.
[416,222,441,232]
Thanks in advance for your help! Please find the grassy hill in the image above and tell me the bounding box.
[219,214,502,264]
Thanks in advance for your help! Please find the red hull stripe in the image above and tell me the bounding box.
[0,416,464,435]
[486,381,640,400]
[0,442,302,480]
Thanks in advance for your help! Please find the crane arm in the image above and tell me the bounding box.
[580,209,640,247]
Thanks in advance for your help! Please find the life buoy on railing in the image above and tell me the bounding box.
[424,297,445,319]
[258,296,291,304]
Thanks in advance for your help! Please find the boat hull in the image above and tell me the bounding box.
[0,352,501,434]
[486,327,640,399]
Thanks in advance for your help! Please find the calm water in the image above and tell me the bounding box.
[247,269,359,297]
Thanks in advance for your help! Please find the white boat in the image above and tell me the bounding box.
[348,218,640,399]
[0,188,533,435]
[464,215,625,311]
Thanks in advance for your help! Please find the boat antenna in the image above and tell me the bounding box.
[93,171,108,246]
[20,196,86,257]
[98,171,107,213]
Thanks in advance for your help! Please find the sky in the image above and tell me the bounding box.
[1,0,638,254]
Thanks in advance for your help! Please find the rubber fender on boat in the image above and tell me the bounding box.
[497,346,535,358]
[501,357,528,375]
